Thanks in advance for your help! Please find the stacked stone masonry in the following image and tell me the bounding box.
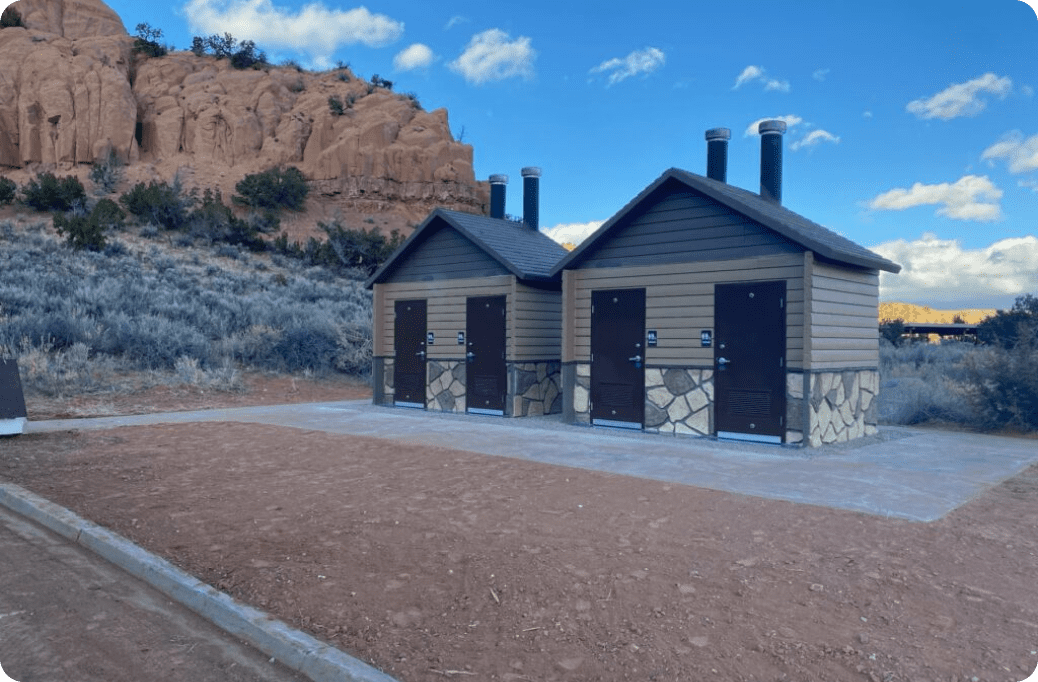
[511,362,563,417]
[427,360,466,413]
[380,358,394,406]
[644,368,713,436]
[572,364,592,424]
[808,369,879,447]
[786,371,805,445]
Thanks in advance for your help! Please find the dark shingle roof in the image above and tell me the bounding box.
[551,168,901,275]
[366,208,568,287]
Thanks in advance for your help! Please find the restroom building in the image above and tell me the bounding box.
[551,122,901,446]
[366,169,568,416]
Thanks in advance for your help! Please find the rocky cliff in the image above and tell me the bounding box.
[0,0,489,236]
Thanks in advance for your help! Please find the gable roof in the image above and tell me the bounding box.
[551,168,901,275]
[366,208,569,287]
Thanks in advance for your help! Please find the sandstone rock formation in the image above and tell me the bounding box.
[0,0,489,235]
[0,0,136,167]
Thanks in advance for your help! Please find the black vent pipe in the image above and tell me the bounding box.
[705,128,731,182]
[758,119,786,204]
[489,174,508,219]
[521,166,541,230]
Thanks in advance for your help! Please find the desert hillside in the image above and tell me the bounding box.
[0,0,489,240]
[879,301,996,324]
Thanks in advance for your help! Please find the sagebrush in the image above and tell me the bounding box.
[0,221,373,396]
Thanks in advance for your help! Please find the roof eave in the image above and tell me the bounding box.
[674,170,902,274]
[550,169,678,275]
[364,209,447,288]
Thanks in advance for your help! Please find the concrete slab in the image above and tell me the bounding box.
[25,401,1038,522]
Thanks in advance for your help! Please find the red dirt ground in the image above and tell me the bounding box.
[2,380,1037,682]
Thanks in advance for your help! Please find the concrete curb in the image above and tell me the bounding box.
[0,483,399,682]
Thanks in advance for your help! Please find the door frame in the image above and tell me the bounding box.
[466,295,507,416]
[590,287,646,429]
[713,280,787,443]
[393,299,427,409]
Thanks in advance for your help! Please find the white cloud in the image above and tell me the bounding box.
[183,0,403,57]
[589,47,665,86]
[868,175,1003,221]
[448,29,536,85]
[981,131,1038,174]
[906,73,1012,120]
[1023,85,1035,97]
[791,129,840,151]
[733,65,789,92]
[394,43,434,71]
[812,68,830,82]
[1019,178,1038,193]
[863,110,873,118]
[444,15,467,30]
[734,65,765,89]
[743,115,803,137]
[871,233,1038,306]
[543,221,604,246]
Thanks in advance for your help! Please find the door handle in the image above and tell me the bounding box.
[466,351,475,361]
[717,357,730,366]
[416,350,426,358]
[628,355,642,363]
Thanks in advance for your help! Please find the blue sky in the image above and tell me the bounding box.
[100,0,1037,307]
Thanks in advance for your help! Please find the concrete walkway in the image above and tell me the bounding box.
[0,505,307,682]
[26,401,1038,522]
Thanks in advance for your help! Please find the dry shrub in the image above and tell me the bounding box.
[966,332,1038,432]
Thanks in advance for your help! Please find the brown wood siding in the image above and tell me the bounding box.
[377,277,513,359]
[579,187,804,269]
[568,254,806,369]
[809,261,880,370]
[382,224,509,283]
[511,281,562,360]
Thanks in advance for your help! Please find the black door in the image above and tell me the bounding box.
[590,288,646,427]
[394,299,427,407]
[714,281,786,442]
[466,295,507,414]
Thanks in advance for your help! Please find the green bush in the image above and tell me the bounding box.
[229,40,267,70]
[132,22,168,58]
[404,92,422,110]
[52,198,125,251]
[977,294,1038,349]
[21,172,87,212]
[273,219,402,277]
[189,189,266,251]
[370,74,393,90]
[0,177,16,205]
[879,318,906,346]
[1,6,25,28]
[233,166,309,211]
[967,334,1038,431]
[328,95,345,116]
[119,178,194,230]
[89,150,124,195]
[203,32,237,58]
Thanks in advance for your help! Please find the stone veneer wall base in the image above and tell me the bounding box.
[426,360,466,413]
[808,369,879,447]
[644,368,713,436]
[510,362,562,417]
